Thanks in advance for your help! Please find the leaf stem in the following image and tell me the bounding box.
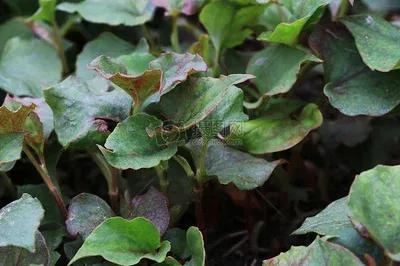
[195,139,209,183]
[337,0,350,18]
[60,14,81,37]
[23,145,68,219]
[52,22,69,75]
[89,150,120,213]
[213,48,221,77]
[171,14,181,53]
[155,164,168,193]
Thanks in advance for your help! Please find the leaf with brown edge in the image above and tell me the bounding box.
[89,55,161,110]
[0,103,34,170]
[149,52,207,101]
[130,187,170,235]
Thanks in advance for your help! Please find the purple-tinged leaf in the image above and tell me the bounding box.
[131,187,170,235]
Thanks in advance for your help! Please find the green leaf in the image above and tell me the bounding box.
[198,85,248,140]
[342,14,400,72]
[76,32,135,80]
[157,74,253,131]
[131,187,170,235]
[348,165,400,261]
[163,227,205,266]
[99,113,178,170]
[258,0,331,46]
[18,184,62,225]
[247,44,320,96]
[262,237,363,266]
[0,194,44,252]
[190,140,281,190]
[185,227,205,266]
[199,2,263,55]
[0,37,62,97]
[44,76,132,147]
[57,0,155,26]
[66,193,114,239]
[0,232,50,266]
[31,0,56,23]
[311,25,400,116]
[227,103,323,154]
[294,197,381,260]
[0,104,34,170]
[0,19,33,53]
[361,0,400,12]
[69,217,171,266]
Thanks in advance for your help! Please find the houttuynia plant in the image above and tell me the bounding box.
[1,0,400,265]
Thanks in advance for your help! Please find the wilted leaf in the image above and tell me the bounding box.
[99,113,178,170]
[342,14,400,72]
[69,217,171,265]
[247,45,320,96]
[131,187,170,235]
[0,232,50,266]
[228,103,323,154]
[0,37,62,97]
[76,32,135,79]
[348,165,400,261]
[263,237,363,265]
[44,76,132,147]
[57,0,155,26]
[0,194,44,252]
[66,193,114,239]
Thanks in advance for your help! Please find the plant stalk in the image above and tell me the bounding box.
[171,14,181,53]
[23,145,68,219]
[90,151,120,213]
[52,22,69,75]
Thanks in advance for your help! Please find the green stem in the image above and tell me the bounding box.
[0,172,15,197]
[52,22,69,75]
[171,15,181,53]
[90,151,120,213]
[141,24,157,54]
[337,0,350,18]
[195,139,209,183]
[155,164,168,194]
[243,95,268,110]
[60,15,81,37]
[213,48,221,77]
[23,145,68,219]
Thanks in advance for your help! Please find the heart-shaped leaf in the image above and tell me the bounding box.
[348,165,400,261]
[247,44,320,96]
[57,0,155,26]
[227,103,322,154]
[69,217,171,265]
[0,194,44,252]
[66,193,114,239]
[99,113,178,170]
[342,14,400,72]
[44,76,132,148]
[157,74,253,131]
[131,187,170,235]
[0,37,62,97]
[310,25,400,116]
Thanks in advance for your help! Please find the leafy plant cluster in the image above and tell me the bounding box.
[1,0,400,265]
